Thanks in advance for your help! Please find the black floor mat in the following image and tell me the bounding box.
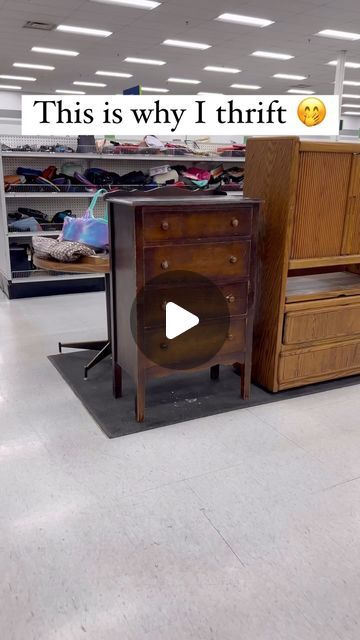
[49,351,360,438]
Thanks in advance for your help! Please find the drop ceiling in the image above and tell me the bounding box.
[0,0,360,113]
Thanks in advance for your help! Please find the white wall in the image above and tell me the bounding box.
[0,91,21,134]
[341,114,360,133]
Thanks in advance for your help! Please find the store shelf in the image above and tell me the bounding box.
[11,271,104,283]
[5,192,94,198]
[1,151,245,162]
[8,230,60,238]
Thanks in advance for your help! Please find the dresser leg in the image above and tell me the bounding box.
[240,360,251,400]
[210,364,220,380]
[113,363,122,398]
[135,375,145,422]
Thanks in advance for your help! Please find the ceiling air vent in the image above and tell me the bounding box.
[23,20,55,31]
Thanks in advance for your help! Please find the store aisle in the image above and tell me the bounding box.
[1,290,360,640]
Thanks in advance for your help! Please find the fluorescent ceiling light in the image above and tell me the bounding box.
[0,74,36,81]
[56,25,112,37]
[32,46,79,56]
[168,77,201,84]
[316,29,360,41]
[231,83,261,89]
[343,111,360,115]
[328,60,360,69]
[124,56,166,65]
[96,70,133,77]
[287,89,315,94]
[198,91,224,95]
[162,39,211,50]
[73,81,106,87]
[273,73,306,80]
[252,50,293,60]
[89,0,160,8]
[342,103,360,107]
[215,13,274,28]
[204,65,240,73]
[343,80,360,86]
[343,93,360,98]
[13,62,55,70]
[141,86,169,92]
[0,84,22,90]
[55,89,86,94]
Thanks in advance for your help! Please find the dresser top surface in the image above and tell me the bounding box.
[106,194,260,207]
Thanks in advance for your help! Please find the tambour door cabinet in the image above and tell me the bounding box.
[106,190,260,421]
[244,137,360,392]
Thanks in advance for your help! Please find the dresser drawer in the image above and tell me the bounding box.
[143,208,253,243]
[144,241,250,282]
[278,340,360,386]
[143,317,246,369]
[143,282,248,328]
[283,302,360,345]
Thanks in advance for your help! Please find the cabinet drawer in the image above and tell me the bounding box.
[284,303,360,345]
[144,241,250,282]
[279,340,360,386]
[143,317,246,369]
[143,282,248,328]
[143,208,253,243]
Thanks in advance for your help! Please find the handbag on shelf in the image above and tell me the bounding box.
[61,188,108,249]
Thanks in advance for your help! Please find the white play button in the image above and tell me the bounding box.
[165,302,199,340]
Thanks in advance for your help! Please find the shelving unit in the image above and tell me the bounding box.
[0,135,245,298]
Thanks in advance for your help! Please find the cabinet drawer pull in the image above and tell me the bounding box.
[231,218,239,227]
[161,221,169,231]
[160,342,168,350]
[226,294,235,303]
[227,334,234,341]
[229,255,237,264]
[161,260,169,270]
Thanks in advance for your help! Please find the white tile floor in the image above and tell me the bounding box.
[1,289,360,639]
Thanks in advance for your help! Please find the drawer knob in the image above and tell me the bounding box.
[160,342,168,350]
[226,294,235,303]
[229,256,237,264]
[227,334,234,341]
[161,221,169,231]
[231,218,239,227]
[161,260,169,270]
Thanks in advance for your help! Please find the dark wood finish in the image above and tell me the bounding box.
[245,137,360,392]
[143,317,246,370]
[107,192,260,421]
[143,207,253,243]
[144,240,250,282]
[143,281,248,328]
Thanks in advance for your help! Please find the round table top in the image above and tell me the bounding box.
[33,254,110,274]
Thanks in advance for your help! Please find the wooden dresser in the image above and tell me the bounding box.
[244,137,360,392]
[106,190,260,421]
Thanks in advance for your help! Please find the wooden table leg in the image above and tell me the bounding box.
[135,372,145,422]
[239,358,251,400]
[210,364,220,380]
[113,362,122,398]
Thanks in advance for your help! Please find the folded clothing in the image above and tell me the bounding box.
[32,236,95,263]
